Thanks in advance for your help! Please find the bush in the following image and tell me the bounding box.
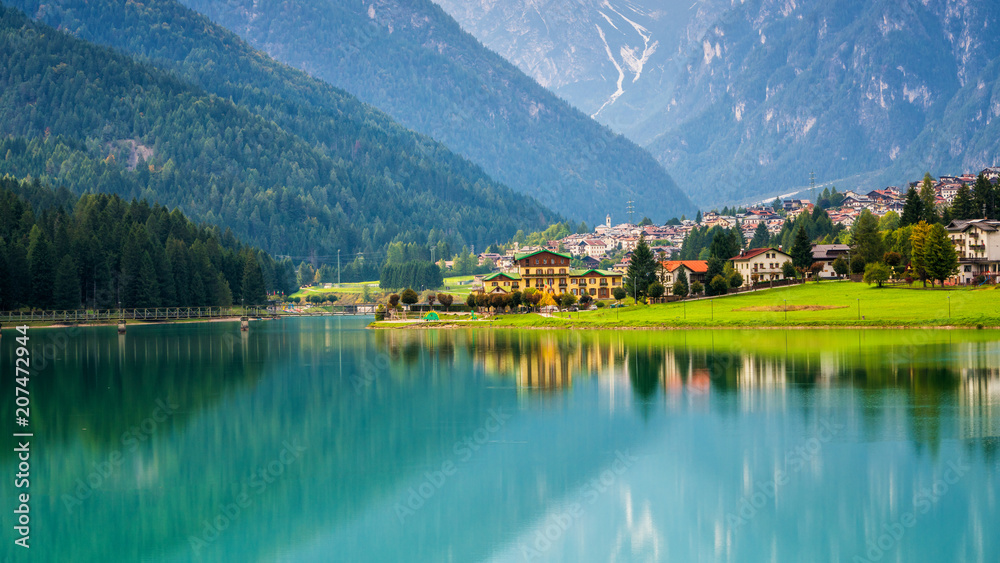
[559,292,578,308]
[709,275,729,296]
[782,261,797,280]
[690,280,704,295]
[400,288,419,305]
[596,301,606,308]
[612,287,627,301]
[851,256,866,275]
[647,281,665,298]
[672,280,688,297]
[863,262,891,288]
[579,293,593,306]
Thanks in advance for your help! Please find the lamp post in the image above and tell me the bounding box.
[711,299,714,321]
[783,299,787,322]
[337,249,341,286]
[857,298,860,320]
[948,295,951,318]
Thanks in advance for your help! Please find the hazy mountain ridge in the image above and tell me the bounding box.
[3,0,558,262]
[176,0,696,223]
[435,0,1000,206]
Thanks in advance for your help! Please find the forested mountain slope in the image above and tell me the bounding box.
[0,3,557,263]
[170,0,695,223]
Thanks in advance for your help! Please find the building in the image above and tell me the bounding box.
[582,239,608,258]
[946,219,1000,283]
[660,260,709,285]
[569,269,623,299]
[514,249,622,297]
[729,248,792,283]
[811,244,851,278]
[515,249,574,292]
[482,272,521,293]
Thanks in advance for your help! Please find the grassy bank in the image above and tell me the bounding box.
[370,281,1000,329]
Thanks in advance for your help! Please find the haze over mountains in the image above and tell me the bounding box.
[436,0,1000,207]
[174,0,696,224]
[2,0,559,263]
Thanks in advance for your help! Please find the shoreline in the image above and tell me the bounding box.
[367,321,997,331]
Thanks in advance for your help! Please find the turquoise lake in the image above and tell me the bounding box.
[1,318,998,562]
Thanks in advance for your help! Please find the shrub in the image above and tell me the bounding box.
[647,281,665,298]
[596,301,606,308]
[400,288,419,305]
[612,287,627,301]
[709,275,729,296]
[690,280,704,295]
[863,262,891,288]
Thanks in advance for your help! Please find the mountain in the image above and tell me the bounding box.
[433,0,729,142]
[1,2,557,267]
[435,0,1000,207]
[171,0,696,224]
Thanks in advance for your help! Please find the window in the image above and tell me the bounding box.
[560,269,566,274]
[589,278,595,284]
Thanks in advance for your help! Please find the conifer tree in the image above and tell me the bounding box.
[624,236,657,300]
[901,186,923,227]
[951,184,976,221]
[241,253,267,306]
[790,225,813,269]
[27,225,55,309]
[53,254,80,309]
[926,223,958,285]
[919,173,938,223]
[749,222,770,249]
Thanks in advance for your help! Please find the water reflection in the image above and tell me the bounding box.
[0,321,997,562]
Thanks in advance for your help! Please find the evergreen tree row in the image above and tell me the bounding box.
[378,261,444,291]
[0,4,557,271]
[0,176,296,310]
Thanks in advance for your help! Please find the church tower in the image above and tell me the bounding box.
[606,214,611,228]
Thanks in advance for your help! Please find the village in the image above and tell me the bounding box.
[464,167,1000,296]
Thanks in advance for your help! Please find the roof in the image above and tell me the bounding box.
[583,239,606,245]
[569,269,618,277]
[483,271,521,281]
[514,249,572,261]
[811,244,850,260]
[947,219,1000,233]
[730,248,788,261]
[661,260,709,273]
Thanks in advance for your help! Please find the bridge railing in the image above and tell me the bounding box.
[0,307,259,323]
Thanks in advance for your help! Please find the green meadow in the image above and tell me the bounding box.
[373,281,1000,329]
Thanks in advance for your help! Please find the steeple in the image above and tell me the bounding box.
[606,214,611,228]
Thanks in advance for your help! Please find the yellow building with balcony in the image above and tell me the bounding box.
[513,250,622,298]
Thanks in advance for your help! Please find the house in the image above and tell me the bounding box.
[811,244,851,278]
[946,219,1000,283]
[660,260,709,285]
[582,239,608,258]
[482,272,522,293]
[568,269,623,299]
[478,253,503,267]
[580,255,601,269]
[729,248,792,283]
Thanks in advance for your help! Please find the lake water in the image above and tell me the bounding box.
[2,318,998,562]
